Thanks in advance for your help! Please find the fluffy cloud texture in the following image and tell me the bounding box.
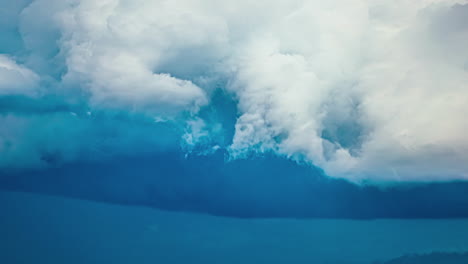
[1,0,468,182]
[0,55,39,95]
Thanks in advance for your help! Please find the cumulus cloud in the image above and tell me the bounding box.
[1,0,468,182]
[227,0,468,182]
[20,0,228,114]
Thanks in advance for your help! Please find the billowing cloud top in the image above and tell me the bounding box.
[1,0,468,183]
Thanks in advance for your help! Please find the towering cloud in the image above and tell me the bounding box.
[1,0,467,183]
[227,1,468,182]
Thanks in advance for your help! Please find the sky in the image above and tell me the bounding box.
[1,0,468,218]
[2,191,468,264]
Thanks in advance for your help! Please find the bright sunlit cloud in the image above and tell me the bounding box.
[1,0,468,183]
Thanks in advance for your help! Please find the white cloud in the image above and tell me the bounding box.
[21,0,231,115]
[226,0,468,182]
[4,0,468,182]
[0,55,39,95]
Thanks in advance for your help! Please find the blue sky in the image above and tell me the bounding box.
[1,0,468,218]
[2,191,468,263]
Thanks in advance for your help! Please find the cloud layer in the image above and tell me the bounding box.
[0,55,39,95]
[1,0,468,183]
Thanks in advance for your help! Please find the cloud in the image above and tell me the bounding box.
[20,0,230,115]
[226,0,468,182]
[0,55,39,95]
[1,0,468,183]
[0,107,185,169]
